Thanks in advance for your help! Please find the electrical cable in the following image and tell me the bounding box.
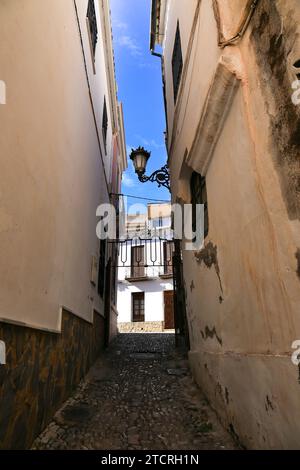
[110,193,170,203]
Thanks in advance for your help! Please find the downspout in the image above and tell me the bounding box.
[150,0,169,148]
[151,50,162,58]
[151,50,169,149]
[218,0,260,48]
[100,0,117,131]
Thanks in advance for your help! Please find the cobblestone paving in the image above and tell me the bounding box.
[32,334,236,450]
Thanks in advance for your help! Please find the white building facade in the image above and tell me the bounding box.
[117,204,175,332]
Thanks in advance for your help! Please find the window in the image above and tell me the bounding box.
[152,216,171,229]
[172,22,183,103]
[132,292,145,322]
[131,245,145,278]
[102,97,108,152]
[98,239,107,297]
[87,0,98,59]
[191,172,209,239]
[163,241,174,275]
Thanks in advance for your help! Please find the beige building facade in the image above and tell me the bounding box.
[0,0,126,448]
[151,0,300,449]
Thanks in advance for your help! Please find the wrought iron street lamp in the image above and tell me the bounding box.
[130,146,171,192]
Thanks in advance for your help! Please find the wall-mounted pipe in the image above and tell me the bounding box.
[218,0,260,48]
[151,50,162,58]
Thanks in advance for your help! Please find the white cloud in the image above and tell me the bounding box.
[126,145,133,156]
[122,174,136,188]
[135,135,165,150]
[138,62,160,70]
[113,20,128,30]
[117,35,142,57]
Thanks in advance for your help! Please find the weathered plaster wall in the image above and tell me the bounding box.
[186,85,300,449]
[0,309,105,449]
[250,0,300,221]
[161,0,300,449]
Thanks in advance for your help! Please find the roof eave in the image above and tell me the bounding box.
[150,0,159,51]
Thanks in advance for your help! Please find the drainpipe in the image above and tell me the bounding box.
[151,49,169,150]
[218,0,260,48]
[151,50,162,58]
[150,0,169,148]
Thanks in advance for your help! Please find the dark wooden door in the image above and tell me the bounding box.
[164,290,175,329]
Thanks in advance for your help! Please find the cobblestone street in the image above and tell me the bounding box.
[33,334,236,450]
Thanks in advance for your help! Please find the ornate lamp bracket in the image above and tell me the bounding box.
[138,164,170,192]
[130,147,171,193]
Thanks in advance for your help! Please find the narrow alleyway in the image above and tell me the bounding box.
[32,334,236,450]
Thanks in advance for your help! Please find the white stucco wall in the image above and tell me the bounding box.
[0,0,122,332]
[117,278,173,324]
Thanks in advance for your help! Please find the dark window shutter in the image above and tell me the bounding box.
[191,172,209,238]
[172,22,183,102]
[87,0,98,58]
[102,97,108,152]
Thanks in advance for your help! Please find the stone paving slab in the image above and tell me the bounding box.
[32,333,237,450]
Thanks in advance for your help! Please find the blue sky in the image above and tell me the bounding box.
[110,0,170,211]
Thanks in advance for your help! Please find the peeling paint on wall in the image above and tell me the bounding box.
[265,395,275,413]
[225,387,229,405]
[228,423,245,449]
[195,241,218,269]
[195,242,223,293]
[201,325,223,346]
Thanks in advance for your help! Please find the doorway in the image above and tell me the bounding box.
[164,290,174,330]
